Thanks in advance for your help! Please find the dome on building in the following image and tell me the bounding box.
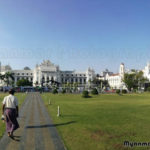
[24,66,31,70]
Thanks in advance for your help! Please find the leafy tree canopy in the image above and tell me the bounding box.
[123,71,148,91]
[17,79,32,87]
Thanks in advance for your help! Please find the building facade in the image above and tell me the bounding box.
[100,63,126,89]
[143,62,150,81]
[0,60,96,87]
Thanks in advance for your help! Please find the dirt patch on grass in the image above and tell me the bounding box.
[113,143,128,150]
[90,130,106,141]
[90,129,136,142]
[108,132,136,139]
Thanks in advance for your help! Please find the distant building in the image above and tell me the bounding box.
[0,60,96,87]
[100,63,126,89]
[101,69,113,77]
[99,69,113,80]
[143,62,150,81]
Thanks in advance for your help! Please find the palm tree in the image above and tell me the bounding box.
[3,72,14,87]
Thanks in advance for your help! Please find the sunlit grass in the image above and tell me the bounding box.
[42,93,150,150]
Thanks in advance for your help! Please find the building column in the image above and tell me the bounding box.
[78,78,80,83]
[82,78,84,84]
[15,77,17,85]
[45,74,47,83]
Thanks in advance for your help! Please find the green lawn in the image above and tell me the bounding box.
[42,93,150,150]
[0,93,27,138]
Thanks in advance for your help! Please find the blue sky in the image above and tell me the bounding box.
[0,0,150,73]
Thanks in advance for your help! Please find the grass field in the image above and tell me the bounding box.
[0,93,26,138]
[42,93,150,150]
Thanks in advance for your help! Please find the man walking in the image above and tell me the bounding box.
[2,89,19,137]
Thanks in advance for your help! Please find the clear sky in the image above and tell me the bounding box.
[0,0,150,73]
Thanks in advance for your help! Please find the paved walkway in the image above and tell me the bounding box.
[0,93,66,150]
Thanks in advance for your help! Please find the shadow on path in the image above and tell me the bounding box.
[26,121,76,129]
[9,136,21,142]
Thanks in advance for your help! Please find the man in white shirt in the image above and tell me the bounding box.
[2,89,19,137]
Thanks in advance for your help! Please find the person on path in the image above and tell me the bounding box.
[2,89,19,137]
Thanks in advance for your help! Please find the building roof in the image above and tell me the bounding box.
[109,73,119,76]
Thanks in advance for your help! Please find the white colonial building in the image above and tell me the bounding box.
[0,60,96,87]
[100,63,126,89]
[143,62,150,81]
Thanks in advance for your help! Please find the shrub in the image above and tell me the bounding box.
[147,87,150,92]
[91,88,98,95]
[52,89,58,94]
[82,90,89,98]
[61,89,66,94]
[116,89,120,94]
[122,89,127,94]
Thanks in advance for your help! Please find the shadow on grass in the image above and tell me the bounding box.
[61,115,79,118]
[82,96,92,98]
[26,121,76,129]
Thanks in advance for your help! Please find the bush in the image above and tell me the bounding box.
[82,90,89,98]
[116,89,120,94]
[61,89,66,94]
[147,87,150,92]
[91,88,98,95]
[52,89,58,94]
[122,89,127,94]
[69,89,72,93]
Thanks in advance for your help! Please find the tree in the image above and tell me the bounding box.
[102,80,109,88]
[116,89,121,94]
[123,71,148,91]
[136,71,148,89]
[92,78,101,86]
[73,82,78,92]
[35,81,39,87]
[91,88,98,95]
[123,73,137,91]
[91,78,109,90]
[17,79,32,87]
[82,90,89,98]
[2,72,14,87]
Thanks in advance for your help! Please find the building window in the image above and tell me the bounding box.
[22,73,24,75]
[71,78,73,83]
[80,79,82,84]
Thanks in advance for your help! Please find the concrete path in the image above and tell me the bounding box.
[0,93,66,150]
